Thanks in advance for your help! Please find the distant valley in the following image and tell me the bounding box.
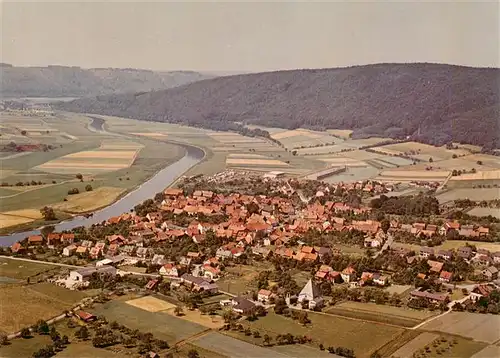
[55,63,500,149]
[0,63,214,98]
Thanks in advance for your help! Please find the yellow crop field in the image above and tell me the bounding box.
[228,153,266,158]
[271,129,322,140]
[53,187,125,213]
[65,150,138,159]
[0,209,42,228]
[131,132,168,137]
[451,170,500,181]
[38,162,130,169]
[379,170,450,178]
[226,158,290,166]
[36,142,141,173]
[126,296,176,312]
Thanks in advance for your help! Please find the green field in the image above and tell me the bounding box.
[325,301,435,327]
[0,319,121,358]
[239,311,405,358]
[0,283,87,334]
[0,112,187,231]
[90,300,206,343]
[0,257,58,280]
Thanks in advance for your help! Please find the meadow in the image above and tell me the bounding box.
[0,257,57,279]
[240,311,405,358]
[0,112,186,230]
[91,299,206,343]
[391,332,486,358]
[419,312,500,344]
[325,301,435,327]
[0,283,86,334]
[436,188,500,203]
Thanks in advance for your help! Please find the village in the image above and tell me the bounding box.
[1,171,500,358]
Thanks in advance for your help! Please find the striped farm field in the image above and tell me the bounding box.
[65,150,138,159]
[318,157,368,167]
[227,153,267,158]
[271,129,323,140]
[0,209,43,229]
[131,132,168,138]
[450,170,500,181]
[379,170,450,178]
[226,158,290,166]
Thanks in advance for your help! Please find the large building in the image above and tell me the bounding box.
[69,265,117,282]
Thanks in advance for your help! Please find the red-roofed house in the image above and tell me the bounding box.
[439,271,453,283]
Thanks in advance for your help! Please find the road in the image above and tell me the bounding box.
[373,232,394,258]
[0,255,161,278]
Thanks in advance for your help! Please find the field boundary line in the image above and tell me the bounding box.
[288,305,409,329]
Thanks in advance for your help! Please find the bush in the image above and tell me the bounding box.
[75,173,83,180]
[85,184,93,192]
[67,188,79,195]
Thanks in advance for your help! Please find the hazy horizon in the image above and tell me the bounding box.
[2,1,499,72]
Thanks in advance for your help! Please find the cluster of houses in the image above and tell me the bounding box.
[393,243,500,282]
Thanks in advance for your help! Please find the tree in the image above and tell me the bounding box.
[477,160,483,165]
[75,173,83,180]
[75,326,89,340]
[187,349,200,358]
[36,320,50,335]
[20,327,31,338]
[381,219,390,233]
[222,309,237,323]
[253,330,260,338]
[0,334,8,345]
[263,334,271,346]
[174,306,184,316]
[21,130,27,136]
[67,188,79,195]
[429,157,433,163]
[40,207,56,221]
[85,184,93,192]
[61,335,69,345]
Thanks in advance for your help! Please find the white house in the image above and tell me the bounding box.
[202,265,220,280]
[257,289,273,303]
[159,263,179,277]
[63,244,77,257]
[96,258,113,267]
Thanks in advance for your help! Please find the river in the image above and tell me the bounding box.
[0,117,205,247]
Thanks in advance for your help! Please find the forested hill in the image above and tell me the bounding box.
[0,64,213,97]
[55,63,500,149]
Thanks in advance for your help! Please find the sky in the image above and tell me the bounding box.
[1,0,499,72]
